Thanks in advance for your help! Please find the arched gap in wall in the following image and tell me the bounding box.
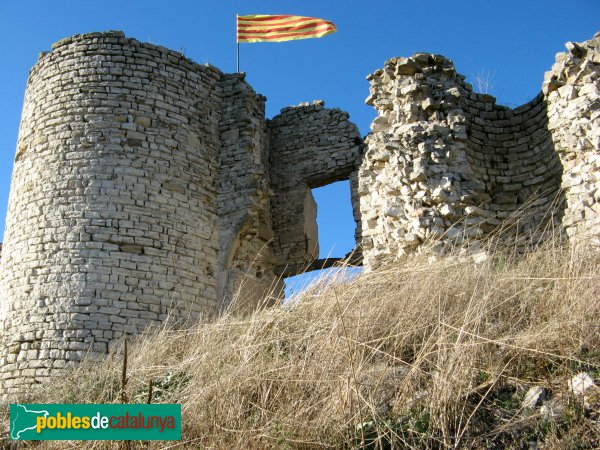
[284,180,363,299]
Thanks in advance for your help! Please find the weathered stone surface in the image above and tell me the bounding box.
[358,32,600,269]
[522,385,547,410]
[0,31,362,399]
[568,372,597,397]
[2,30,600,399]
[544,34,600,246]
[268,102,362,267]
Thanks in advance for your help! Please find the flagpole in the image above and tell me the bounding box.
[236,14,240,73]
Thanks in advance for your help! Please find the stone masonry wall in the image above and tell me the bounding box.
[544,33,600,246]
[0,32,364,398]
[269,102,362,270]
[2,30,599,398]
[217,73,283,312]
[358,33,600,269]
[0,31,226,395]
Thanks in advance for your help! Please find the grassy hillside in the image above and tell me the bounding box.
[2,238,599,449]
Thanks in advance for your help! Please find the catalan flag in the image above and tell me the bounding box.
[237,15,337,43]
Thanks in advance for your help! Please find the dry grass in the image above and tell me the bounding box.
[2,237,600,449]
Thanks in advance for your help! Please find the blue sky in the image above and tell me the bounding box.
[0,1,598,290]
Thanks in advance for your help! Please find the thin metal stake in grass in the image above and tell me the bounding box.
[147,379,154,404]
[119,340,131,450]
[120,340,128,404]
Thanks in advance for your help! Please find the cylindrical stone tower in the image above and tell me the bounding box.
[0,31,223,396]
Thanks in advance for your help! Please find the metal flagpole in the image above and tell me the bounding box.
[236,14,240,73]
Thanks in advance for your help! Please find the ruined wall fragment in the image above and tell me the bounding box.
[268,102,363,271]
[217,74,283,312]
[544,32,600,245]
[359,53,565,269]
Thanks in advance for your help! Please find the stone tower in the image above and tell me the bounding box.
[0,31,362,397]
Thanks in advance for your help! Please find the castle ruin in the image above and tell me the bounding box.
[0,31,598,398]
[359,36,600,268]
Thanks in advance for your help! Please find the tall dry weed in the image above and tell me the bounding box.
[2,235,599,449]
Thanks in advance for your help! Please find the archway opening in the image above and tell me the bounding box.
[284,180,362,298]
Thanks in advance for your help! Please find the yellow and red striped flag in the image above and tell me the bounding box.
[237,15,337,43]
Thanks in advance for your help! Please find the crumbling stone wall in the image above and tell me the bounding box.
[543,34,600,246]
[217,73,282,312]
[0,31,363,398]
[359,33,600,269]
[268,103,362,270]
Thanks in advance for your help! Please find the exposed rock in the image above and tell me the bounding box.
[522,385,547,410]
[568,372,597,397]
[540,400,567,421]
